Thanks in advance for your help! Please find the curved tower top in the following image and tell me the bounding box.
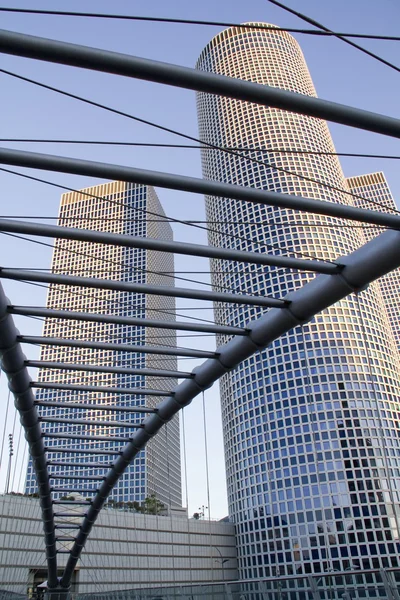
[197,22,315,97]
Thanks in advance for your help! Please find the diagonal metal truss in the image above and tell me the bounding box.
[0,27,399,598]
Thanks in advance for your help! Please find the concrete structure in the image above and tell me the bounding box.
[25,182,181,508]
[197,25,400,578]
[0,495,237,596]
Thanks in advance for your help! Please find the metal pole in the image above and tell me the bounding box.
[0,284,58,586]
[0,150,399,229]
[0,28,400,138]
[0,267,285,308]
[0,217,336,274]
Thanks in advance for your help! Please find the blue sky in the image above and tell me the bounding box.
[0,0,399,517]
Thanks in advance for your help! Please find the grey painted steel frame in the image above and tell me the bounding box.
[3,227,400,593]
[0,28,400,138]
[0,285,59,589]
[0,267,285,308]
[0,26,399,595]
[20,335,217,359]
[26,359,191,378]
[11,306,246,336]
[1,153,400,228]
[0,218,336,274]
[59,228,400,587]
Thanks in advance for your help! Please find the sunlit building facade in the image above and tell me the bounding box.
[25,181,181,507]
[197,25,400,578]
[347,172,400,352]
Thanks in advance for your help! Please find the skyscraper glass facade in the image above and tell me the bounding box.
[197,25,400,578]
[25,181,181,507]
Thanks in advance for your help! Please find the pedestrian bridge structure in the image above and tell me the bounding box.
[0,27,400,599]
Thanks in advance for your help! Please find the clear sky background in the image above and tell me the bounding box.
[0,0,399,518]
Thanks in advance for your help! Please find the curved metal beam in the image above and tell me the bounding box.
[60,228,400,586]
[0,28,399,138]
[0,284,59,589]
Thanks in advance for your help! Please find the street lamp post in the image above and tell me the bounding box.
[213,546,229,581]
[198,505,208,519]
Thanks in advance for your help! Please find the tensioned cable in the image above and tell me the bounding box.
[17,442,27,492]
[0,229,222,325]
[0,223,272,296]
[0,230,283,318]
[18,313,216,340]
[19,312,217,341]
[266,0,400,74]
[0,223,235,295]
[20,331,218,357]
[1,68,395,217]
[181,408,193,587]
[202,389,213,585]
[164,422,177,588]
[0,8,398,41]
[2,139,400,161]
[6,276,223,329]
[0,214,387,232]
[0,388,11,475]
[10,418,23,491]
[0,166,336,266]
[6,406,18,492]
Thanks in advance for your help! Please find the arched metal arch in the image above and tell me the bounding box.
[0,25,400,599]
[1,228,400,597]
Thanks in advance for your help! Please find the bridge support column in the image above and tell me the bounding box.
[46,583,71,600]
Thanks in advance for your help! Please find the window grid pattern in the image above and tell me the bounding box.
[347,172,400,352]
[25,182,181,507]
[197,24,400,578]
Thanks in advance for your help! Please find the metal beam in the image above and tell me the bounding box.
[52,488,98,494]
[43,432,131,442]
[40,417,142,428]
[45,447,120,456]
[27,359,190,379]
[52,501,91,505]
[19,335,217,358]
[61,228,400,585]
[0,283,58,586]
[12,305,246,336]
[0,28,399,138]
[0,150,398,226]
[35,400,155,413]
[0,267,284,308]
[32,381,172,396]
[48,461,113,469]
[0,218,336,274]
[49,474,104,481]
[54,513,89,517]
